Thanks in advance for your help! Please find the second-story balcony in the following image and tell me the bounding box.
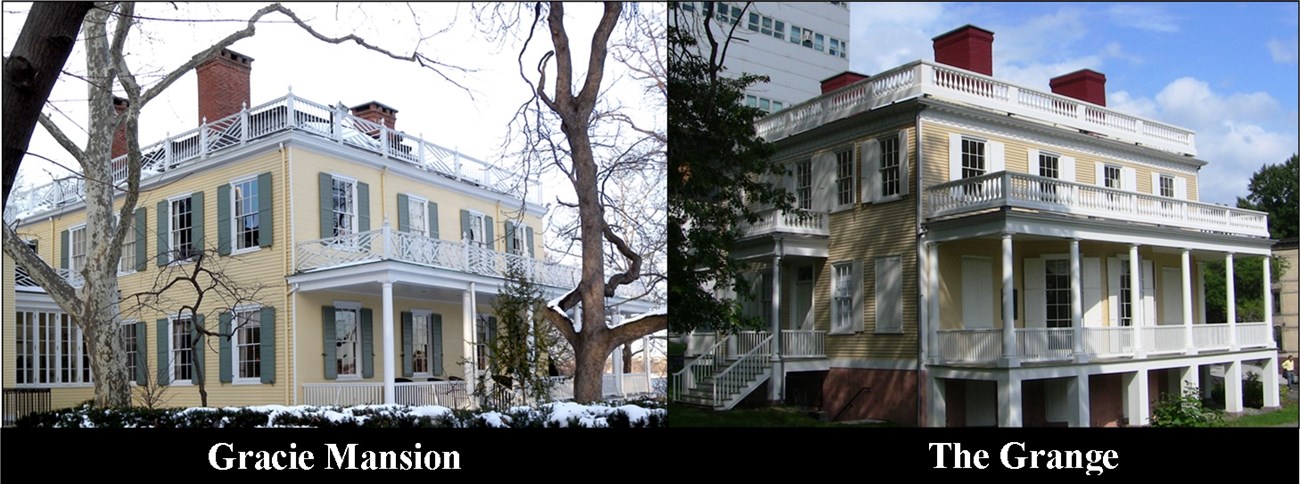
[739,208,830,238]
[925,171,1270,238]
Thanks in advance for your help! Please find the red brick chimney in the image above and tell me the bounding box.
[1050,69,1107,106]
[932,25,995,76]
[111,96,129,159]
[821,71,870,94]
[350,101,398,130]
[196,48,253,124]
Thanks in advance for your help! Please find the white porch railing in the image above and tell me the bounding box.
[739,209,830,237]
[937,328,1002,364]
[620,374,652,395]
[1236,322,1271,348]
[735,331,768,356]
[295,224,644,297]
[1193,324,1232,351]
[5,92,542,224]
[1016,328,1074,362]
[926,171,1270,238]
[1082,327,1134,358]
[1142,326,1187,355]
[302,382,385,407]
[713,335,773,409]
[684,332,718,357]
[672,337,726,398]
[755,60,1197,156]
[781,330,826,358]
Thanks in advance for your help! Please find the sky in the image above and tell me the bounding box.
[848,2,1299,205]
[2,2,665,242]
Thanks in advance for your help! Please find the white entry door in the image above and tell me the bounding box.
[792,266,813,330]
[1160,267,1183,325]
[962,256,994,329]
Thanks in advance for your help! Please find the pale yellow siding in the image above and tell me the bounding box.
[3,261,14,388]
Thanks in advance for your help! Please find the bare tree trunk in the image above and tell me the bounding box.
[2,1,93,205]
[623,344,633,373]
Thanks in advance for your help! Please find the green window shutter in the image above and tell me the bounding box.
[318,173,333,239]
[397,194,410,232]
[484,216,495,251]
[260,306,276,384]
[525,225,535,258]
[59,229,69,270]
[504,221,516,254]
[401,311,413,377]
[431,313,443,376]
[427,202,439,239]
[357,182,371,233]
[460,209,471,241]
[134,322,148,383]
[134,208,148,272]
[156,200,168,266]
[217,184,231,255]
[156,319,170,385]
[322,306,337,380]
[192,314,205,385]
[258,172,274,248]
[191,191,205,255]
[218,312,233,383]
[360,308,374,378]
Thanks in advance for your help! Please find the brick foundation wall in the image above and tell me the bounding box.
[823,367,918,425]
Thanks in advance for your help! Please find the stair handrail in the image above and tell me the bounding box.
[671,335,729,398]
[712,334,774,408]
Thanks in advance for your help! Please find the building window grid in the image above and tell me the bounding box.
[1104,165,1122,190]
[120,217,136,273]
[833,263,853,332]
[331,177,356,237]
[1039,152,1060,196]
[1159,175,1175,198]
[70,225,87,275]
[413,313,430,375]
[836,148,854,207]
[880,136,901,197]
[408,195,428,237]
[233,178,260,251]
[122,322,137,383]
[170,196,194,260]
[961,138,986,196]
[1119,263,1133,327]
[234,309,261,381]
[788,25,846,58]
[336,306,360,378]
[1045,259,1072,328]
[15,311,92,385]
[795,160,812,210]
[171,316,194,383]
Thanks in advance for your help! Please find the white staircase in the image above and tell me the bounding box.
[672,334,773,411]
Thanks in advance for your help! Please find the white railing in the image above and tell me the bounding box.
[672,337,727,399]
[394,381,471,408]
[755,60,1197,156]
[926,171,1270,238]
[684,332,718,356]
[735,331,768,356]
[937,328,1002,364]
[1193,324,1232,351]
[739,209,830,237]
[548,376,575,401]
[713,335,773,409]
[1082,327,1134,358]
[295,224,642,297]
[5,92,542,224]
[1236,322,1271,348]
[1016,328,1074,362]
[781,330,826,358]
[619,373,652,395]
[1142,326,1187,355]
[302,382,385,407]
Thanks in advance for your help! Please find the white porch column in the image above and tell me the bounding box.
[382,281,396,404]
[1121,368,1149,426]
[1068,374,1090,428]
[1129,244,1144,357]
[1182,250,1196,354]
[1070,239,1085,362]
[1262,354,1280,408]
[996,373,1022,427]
[927,375,947,427]
[1224,360,1243,413]
[642,335,652,384]
[1177,364,1199,396]
[1263,256,1275,348]
[928,242,940,363]
[612,340,625,397]
[462,285,477,396]
[1226,253,1238,350]
[769,249,784,402]
[1000,234,1018,367]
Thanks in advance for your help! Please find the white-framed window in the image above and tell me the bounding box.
[14,311,91,386]
[1103,165,1122,190]
[875,256,903,333]
[169,194,196,261]
[468,211,487,248]
[232,307,262,383]
[832,262,855,333]
[335,302,361,379]
[412,312,431,376]
[746,12,784,40]
[1045,259,1071,328]
[407,194,428,237]
[170,315,195,384]
[121,320,138,384]
[1039,152,1060,180]
[69,224,87,275]
[331,175,357,237]
[962,138,986,178]
[813,32,825,52]
[509,222,526,255]
[795,160,812,210]
[1118,262,1133,327]
[880,135,901,198]
[476,315,496,372]
[1158,174,1175,198]
[231,176,260,252]
[119,215,136,274]
[835,148,855,208]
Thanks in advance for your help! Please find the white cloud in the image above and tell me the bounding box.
[1103,42,1142,64]
[1105,4,1180,33]
[1267,38,1298,64]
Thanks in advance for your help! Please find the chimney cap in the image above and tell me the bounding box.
[351,101,399,115]
[819,70,872,84]
[932,24,995,43]
[1050,68,1107,85]
[200,47,255,67]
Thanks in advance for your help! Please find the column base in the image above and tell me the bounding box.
[1072,353,1090,364]
[999,356,1020,368]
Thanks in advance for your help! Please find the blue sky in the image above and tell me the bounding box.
[849,2,1299,205]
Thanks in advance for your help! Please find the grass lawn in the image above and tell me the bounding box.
[1224,396,1299,427]
[669,402,893,427]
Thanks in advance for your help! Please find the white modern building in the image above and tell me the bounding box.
[678,2,852,112]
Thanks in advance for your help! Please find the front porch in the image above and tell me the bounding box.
[937,323,1273,365]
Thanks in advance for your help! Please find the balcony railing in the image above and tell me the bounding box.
[295,224,644,298]
[755,60,1197,156]
[4,92,542,224]
[739,208,830,237]
[925,171,1270,238]
[935,323,1273,365]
